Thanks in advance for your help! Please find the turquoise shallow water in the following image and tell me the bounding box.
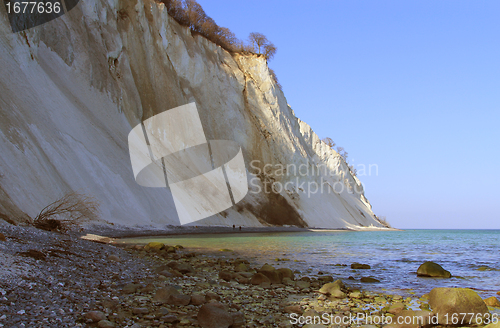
[119,229,500,298]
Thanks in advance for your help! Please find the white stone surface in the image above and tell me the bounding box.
[0,0,383,229]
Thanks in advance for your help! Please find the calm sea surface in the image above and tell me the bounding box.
[119,229,500,299]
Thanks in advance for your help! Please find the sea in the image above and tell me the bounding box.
[119,229,500,300]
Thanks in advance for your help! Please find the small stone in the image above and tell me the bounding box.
[231,312,245,328]
[318,275,334,282]
[146,242,165,251]
[153,286,179,303]
[284,305,302,314]
[169,294,191,306]
[85,311,107,322]
[191,293,206,306]
[108,255,120,262]
[295,281,310,289]
[97,320,115,328]
[219,271,233,282]
[132,307,149,314]
[122,283,140,294]
[484,296,500,307]
[319,280,344,295]
[162,315,178,323]
[388,303,405,314]
[197,303,233,328]
[0,233,6,241]
[351,263,371,269]
[360,277,380,283]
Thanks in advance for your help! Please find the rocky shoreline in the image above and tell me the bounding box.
[0,222,499,328]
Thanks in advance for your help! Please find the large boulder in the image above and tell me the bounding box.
[429,288,489,325]
[387,310,432,328]
[277,268,294,281]
[197,303,233,328]
[417,262,451,278]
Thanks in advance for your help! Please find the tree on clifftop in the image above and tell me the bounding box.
[248,32,277,61]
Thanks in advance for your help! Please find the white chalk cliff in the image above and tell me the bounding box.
[0,0,384,229]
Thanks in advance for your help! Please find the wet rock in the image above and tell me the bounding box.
[351,263,371,269]
[484,296,500,307]
[85,311,107,322]
[197,302,233,328]
[318,275,334,282]
[417,261,451,278]
[429,287,488,325]
[153,286,179,303]
[360,277,380,283]
[251,273,271,285]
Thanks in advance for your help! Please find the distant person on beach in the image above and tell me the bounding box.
[239,226,241,231]
[233,224,235,230]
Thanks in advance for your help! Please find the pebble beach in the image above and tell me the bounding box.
[1,222,499,328]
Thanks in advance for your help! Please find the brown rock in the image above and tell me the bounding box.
[259,270,281,284]
[318,275,334,282]
[169,294,191,306]
[85,311,107,322]
[191,293,206,306]
[429,287,488,325]
[351,263,371,269]
[153,286,179,303]
[97,320,115,328]
[360,277,380,283]
[284,305,303,314]
[417,261,451,278]
[197,303,233,328]
[484,296,500,307]
[121,283,140,294]
[205,292,220,302]
[132,307,149,314]
[219,270,233,282]
[250,273,271,285]
[277,268,294,281]
[0,233,6,241]
[234,263,248,272]
[231,312,245,328]
[107,255,120,262]
[295,280,310,289]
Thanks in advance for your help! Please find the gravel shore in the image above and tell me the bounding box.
[0,221,498,328]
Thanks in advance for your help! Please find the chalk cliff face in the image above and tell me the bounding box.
[0,0,383,229]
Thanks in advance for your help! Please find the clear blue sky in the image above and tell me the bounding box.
[197,0,500,229]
